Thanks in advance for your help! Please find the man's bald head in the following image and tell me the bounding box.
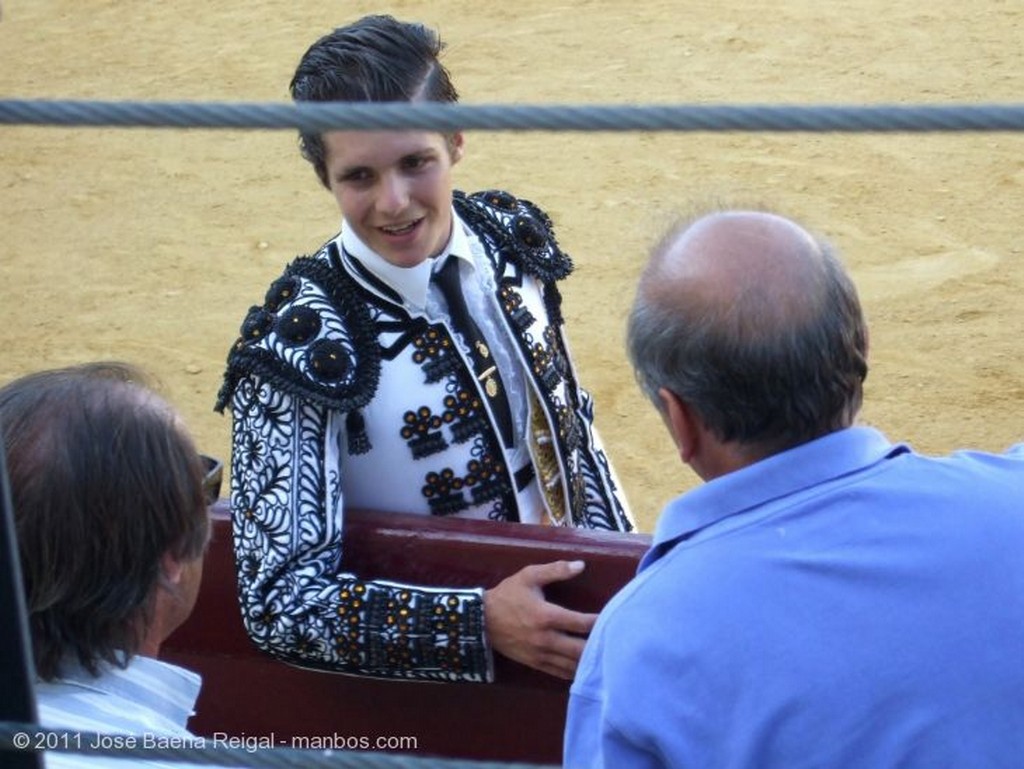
[641,211,830,345]
[628,209,868,457]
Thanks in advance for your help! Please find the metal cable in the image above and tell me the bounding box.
[2,99,1024,132]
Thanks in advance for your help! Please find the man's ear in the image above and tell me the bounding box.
[658,387,699,465]
[160,551,185,587]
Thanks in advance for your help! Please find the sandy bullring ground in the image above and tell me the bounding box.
[2,1,1022,531]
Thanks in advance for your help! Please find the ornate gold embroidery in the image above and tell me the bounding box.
[527,389,566,525]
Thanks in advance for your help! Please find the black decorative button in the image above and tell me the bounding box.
[308,339,350,382]
[513,215,548,249]
[276,305,321,345]
[241,307,274,342]
[265,277,300,311]
[485,190,519,212]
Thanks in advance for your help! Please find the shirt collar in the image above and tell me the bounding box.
[641,426,908,571]
[341,207,473,310]
[43,653,202,726]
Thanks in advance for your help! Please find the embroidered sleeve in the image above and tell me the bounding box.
[229,372,493,682]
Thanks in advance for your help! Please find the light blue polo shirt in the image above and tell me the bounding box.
[35,654,207,768]
[565,427,1024,768]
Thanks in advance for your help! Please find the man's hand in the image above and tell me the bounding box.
[483,560,596,680]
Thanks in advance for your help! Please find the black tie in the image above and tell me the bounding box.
[434,256,515,449]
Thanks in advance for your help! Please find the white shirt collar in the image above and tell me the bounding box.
[341,208,475,310]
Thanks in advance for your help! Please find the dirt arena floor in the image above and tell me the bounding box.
[2,1,1022,532]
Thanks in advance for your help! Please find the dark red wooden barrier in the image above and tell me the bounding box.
[162,501,650,764]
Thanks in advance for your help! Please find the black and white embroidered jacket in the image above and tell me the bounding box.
[215,190,634,682]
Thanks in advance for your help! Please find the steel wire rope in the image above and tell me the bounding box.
[3,99,1024,132]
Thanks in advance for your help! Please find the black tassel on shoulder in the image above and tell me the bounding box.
[346,409,372,455]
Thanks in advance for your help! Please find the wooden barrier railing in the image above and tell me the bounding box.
[161,501,650,764]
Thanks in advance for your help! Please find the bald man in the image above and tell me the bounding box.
[563,210,1024,769]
